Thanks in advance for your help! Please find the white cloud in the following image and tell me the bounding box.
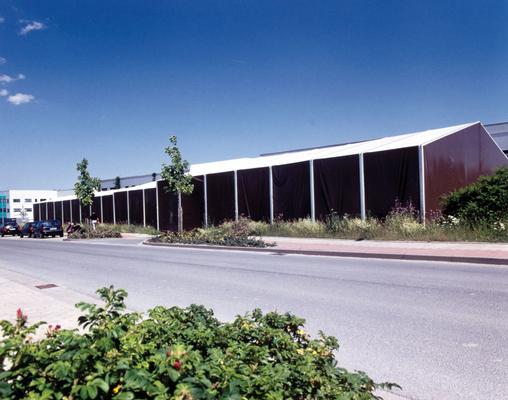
[7,93,35,105]
[0,89,8,96]
[0,73,25,84]
[19,20,45,35]
[0,57,6,65]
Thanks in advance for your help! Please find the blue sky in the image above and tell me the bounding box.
[1,0,507,189]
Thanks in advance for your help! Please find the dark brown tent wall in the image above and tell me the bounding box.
[101,195,114,223]
[114,192,128,224]
[182,177,204,230]
[273,162,310,220]
[81,202,91,222]
[128,190,144,225]
[364,147,420,218]
[206,172,235,225]
[34,203,40,221]
[47,202,55,220]
[71,199,80,223]
[63,201,71,223]
[55,201,63,222]
[424,123,508,213]
[144,188,157,228]
[157,181,178,231]
[238,167,270,221]
[313,155,361,219]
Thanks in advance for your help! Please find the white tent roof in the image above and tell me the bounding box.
[189,122,478,176]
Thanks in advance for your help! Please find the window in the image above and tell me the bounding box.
[13,208,21,212]
[25,208,32,212]
[24,198,32,203]
[40,198,46,202]
[13,199,20,203]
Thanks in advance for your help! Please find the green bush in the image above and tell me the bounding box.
[68,224,122,239]
[0,287,398,399]
[442,167,508,225]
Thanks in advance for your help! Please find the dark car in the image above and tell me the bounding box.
[19,222,36,238]
[0,221,20,237]
[34,220,64,238]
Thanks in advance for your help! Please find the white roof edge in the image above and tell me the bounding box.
[420,121,479,147]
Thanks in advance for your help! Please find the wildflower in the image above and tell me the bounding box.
[112,385,122,394]
[16,308,27,322]
[296,348,305,355]
[166,350,172,358]
[296,329,307,337]
[173,359,182,370]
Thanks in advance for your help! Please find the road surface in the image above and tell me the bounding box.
[0,237,507,400]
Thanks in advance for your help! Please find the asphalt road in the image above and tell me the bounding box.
[0,237,507,400]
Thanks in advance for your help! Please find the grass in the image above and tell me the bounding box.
[99,223,160,235]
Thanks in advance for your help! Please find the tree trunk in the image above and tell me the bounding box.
[178,192,183,232]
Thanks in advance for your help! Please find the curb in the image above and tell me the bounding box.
[143,241,508,266]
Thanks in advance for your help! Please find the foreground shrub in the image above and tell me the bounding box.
[0,286,398,399]
[68,224,122,239]
[442,167,508,225]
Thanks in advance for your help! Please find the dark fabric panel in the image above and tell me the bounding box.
[63,201,71,224]
[40,203,46,220]
[47,202,55,220]
[92,197,101,219]
[314,155,360,219]
[364,147,420,218]
[114,192,128,224]
[273,162,311,220]
[425,123,508,212]
[54,201,62,222]
[71,200,80,223]
[183,176,204,230]
[144,188,157,229]
[157,181,178,231]
[81,202,91,222]
[128,190,144,225]
[207,172,235,225]
[101,195,114,223]
[238,167,270,221]
[34,203,40,221]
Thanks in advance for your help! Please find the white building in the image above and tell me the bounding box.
[0,190,58,224]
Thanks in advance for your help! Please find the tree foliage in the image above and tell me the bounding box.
[441,167,508,224]
[74,158,101,207]
[114,176,121,190]
[161,136,193,195]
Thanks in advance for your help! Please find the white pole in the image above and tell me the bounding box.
[79,201,82,223]
[203,175,208,228]
[112,193,116,225]
[53,202,56,220]
[269,166,274,224]
[142,189,146,227]
[100,196,103,223]
[418,145,426,224]
[127,190,130,225]
[155,184,160,231]
[70,201,73,223]
[61,202,64,223]
[359,154,366,221]
[234,170,239,221]
[45,203,48,220]
[309,160,315,221]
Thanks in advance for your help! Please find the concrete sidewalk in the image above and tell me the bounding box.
[261,236,508,265]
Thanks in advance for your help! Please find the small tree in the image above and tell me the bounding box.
[114,176,121,189]
[152,172,157,181]
[74,159,101,215]
[161,136,193,232]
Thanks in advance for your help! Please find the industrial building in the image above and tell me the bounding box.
[0,190,58,224]
[34,121,508,231]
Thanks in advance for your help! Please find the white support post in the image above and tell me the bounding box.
[127,190,130,225]
[359,154,366,221]
[53,202,56,219]
[142,189,146,227]
[309,160,315,221]
[234,170,239,221]
[100,196,103,223]
[112,193,116,225]
[155,184,160,231]
[79,201,82,223]
[269,166,274,224]
[61,202,64,222]
[418,145,426,224]
[203,175,208,228]
[70,201,73,223]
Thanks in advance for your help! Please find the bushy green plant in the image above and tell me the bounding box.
[68,224,122,239]
[0,287,398,399]
[442,167,508,225]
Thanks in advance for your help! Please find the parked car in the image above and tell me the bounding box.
[19,222,36,238]
[35,220,64,238]
[0,221,20,237]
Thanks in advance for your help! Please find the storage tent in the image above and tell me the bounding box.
[35,122,508,230]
